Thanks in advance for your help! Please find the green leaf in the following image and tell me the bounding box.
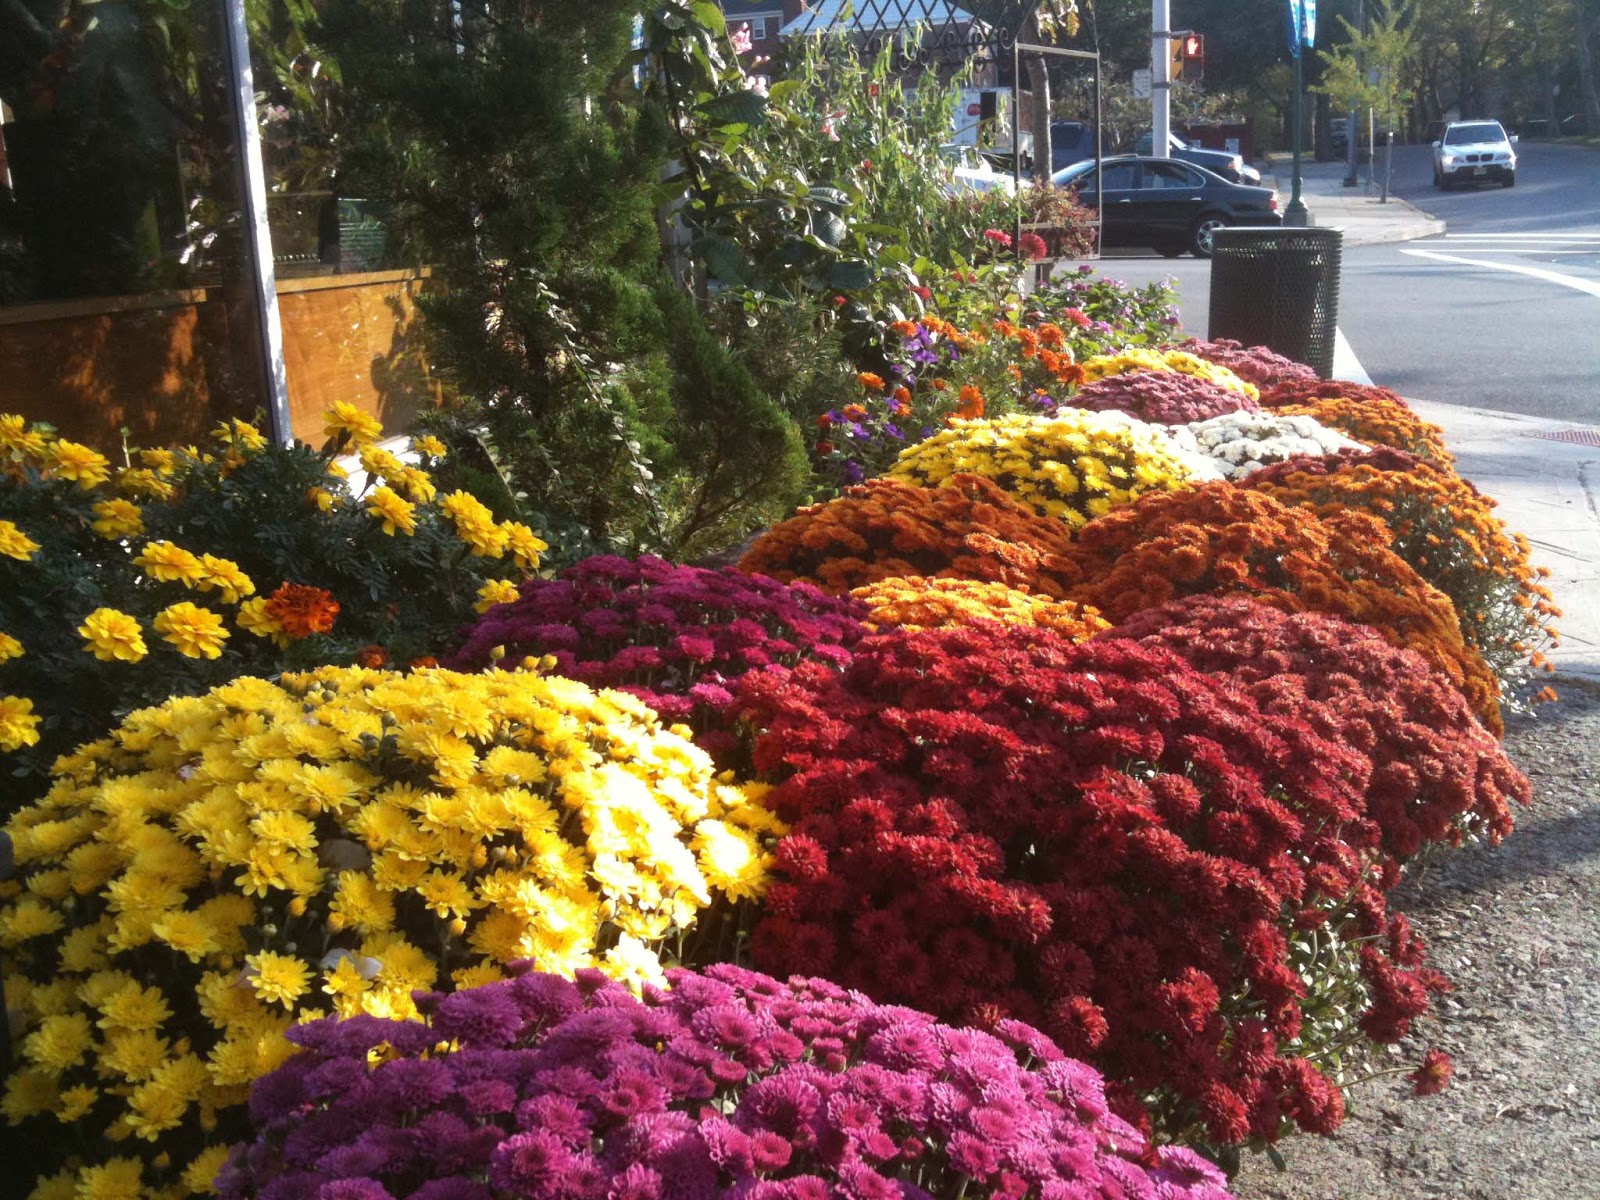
[807,186,850,210]
[693,234,752,286]
[766,79,803,104]
[689,0,727,34]
[697,90,768,128]
[814,212,848,247]
[828,260,874,290]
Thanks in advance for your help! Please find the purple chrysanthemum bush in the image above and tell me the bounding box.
[221,964,1236,1200]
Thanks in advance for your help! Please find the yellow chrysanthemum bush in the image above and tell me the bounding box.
[887,410,1201,530]
[1074,346,1260,400]
[0,664,780,1198]
[852,576,1111,639]
[0,410,545,810]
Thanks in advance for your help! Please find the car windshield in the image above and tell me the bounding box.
[1444,123,1506,145]
[1052,161,1098,186]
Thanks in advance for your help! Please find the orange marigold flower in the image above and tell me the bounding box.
[954,386,986,421]
[356,645,390,669]
[857,372,887,392]
[263,583,340,639]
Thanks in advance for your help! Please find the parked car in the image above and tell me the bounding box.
[1432,120,1517,189]
[940,143,1017,195]
[1051,155,1281,258]
[1132,131,1262,185]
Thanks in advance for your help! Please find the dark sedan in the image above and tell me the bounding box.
[1051,156,1281,258]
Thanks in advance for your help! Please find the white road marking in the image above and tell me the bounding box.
[1332,328,1374,386]
[1398,247,1600,298]
[1440,233,1600,240]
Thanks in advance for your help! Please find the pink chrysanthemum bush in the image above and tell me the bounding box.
[740,626,1453,1155]
[1178,341,1320,390]
[447,556,868,760]
[219,963,1236,1200]
[1098,596,1532,860]
[1066,370,1257,425]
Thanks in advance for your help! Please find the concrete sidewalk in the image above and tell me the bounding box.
[1260,154,1444,246]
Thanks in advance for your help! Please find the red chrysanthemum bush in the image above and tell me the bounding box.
[445,556,867,760]
[1099,596,1532,860]
[739,474,1084,598]
[1180,339,1320,390]
[852,577,1111,639]
[1067,369,1259,425]
[1063,484,1505,735]
[1259,381,1454,466]
[741,626,1452,1154]
[1241,449,1560,692]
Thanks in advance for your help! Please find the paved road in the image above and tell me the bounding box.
[1084,142,1600,422]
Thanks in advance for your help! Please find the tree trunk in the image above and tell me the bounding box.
[1028,52,1051,183]
[1576,1,1600,134]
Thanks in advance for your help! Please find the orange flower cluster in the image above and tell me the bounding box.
[1242,449,1560,686]
[851,576,1110,640]
[990,317,1086,388]
[263,583,341,638]
[739,475,1084,598]
[1065,484,1504,733]
[1262,381,1454,465]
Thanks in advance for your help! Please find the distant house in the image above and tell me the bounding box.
[776,0,996,84]
[720,0,806,64]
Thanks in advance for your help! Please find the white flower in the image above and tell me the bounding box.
[1171,411,1366,479]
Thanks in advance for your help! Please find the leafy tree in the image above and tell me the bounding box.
[1314,0,1416,134]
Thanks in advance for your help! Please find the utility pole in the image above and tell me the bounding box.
[1153,0,1171,157]
[1284,0,1311,226]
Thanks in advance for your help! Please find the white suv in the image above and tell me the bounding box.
[1433,120,1517,190]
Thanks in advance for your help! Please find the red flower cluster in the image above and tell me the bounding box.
[739,475,1085,598]
[1181,339,1320,389]
[1100,596,1532,860]
[1062,484,1504,733]
[741,625,1446,1148]
[1069,368,1259,425]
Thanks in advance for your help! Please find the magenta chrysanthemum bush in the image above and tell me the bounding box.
[448,556,868,756]
[220,963,1236,1200]
[1067,369,1257,425]
[1179,340,1320,389]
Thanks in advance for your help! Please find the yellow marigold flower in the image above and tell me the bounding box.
[90,498,144,541]
[102,1030,171,1083]
[0,518,40,561]
[195,554,255,605]
[234,597,286,643]
[392,464,437,503]
[1,1068,58,1124]
[0,694,42,751]
[134,541,206,586]
[413,434,448,457]
[366,485,417,536]
[78,608,148,663]
[323,401,384,447]
[0,413,51,458]
[181,1146,232,1195]
[116,467,175,501]
[440,491,509,557]
[152,602,229,659]
[306,486,336,513]
[501,521,548,571]
[46,438,112,487]
[211,418,267,450]
[245,950,312,1008]
[74,1157,145,1200]
[474,578,522,614]
[358,445,406,478]
[97,981,173,1033]
[27,1171,78,1200]
[0,631,23,662]
[57,1084,98,1122]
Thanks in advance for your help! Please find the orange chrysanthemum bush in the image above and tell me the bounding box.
[1099,595,1532,860]
[852,576,1111,639]
[738,474,1085,598]
[1063,484,1505,734]
[1259,381,1454,465]
[1242,448,1560,695]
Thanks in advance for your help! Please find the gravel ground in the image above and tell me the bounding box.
[1234,676,1600,1200]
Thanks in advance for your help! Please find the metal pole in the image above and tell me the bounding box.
[1344,0,1362,186]
[1381,129,1393,201]
[1013,40,1023,279]
[1152,0,1170,157]
[219,0,293,446]
[1094,54,1104,259]
[1285,31,1309,225]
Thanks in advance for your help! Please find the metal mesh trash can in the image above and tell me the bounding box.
[1207,227,1343,379]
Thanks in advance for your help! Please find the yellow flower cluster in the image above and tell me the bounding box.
[0,666,780,1196]
[853,576,1112,640]
[887,411,1200,530]
[1077,348,1259,400]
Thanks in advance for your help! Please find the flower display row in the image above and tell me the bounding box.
[0,339,1549,1200]
[0,408,543,808]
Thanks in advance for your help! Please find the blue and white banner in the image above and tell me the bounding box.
[1287,0,1316,55]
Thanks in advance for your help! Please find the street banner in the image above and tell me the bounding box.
[1286,0,1316,55]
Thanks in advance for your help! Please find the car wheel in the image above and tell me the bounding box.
[1503,171,1516,188]
[1191,215,1227,258]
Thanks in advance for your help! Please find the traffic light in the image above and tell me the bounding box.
[1180,33,1204,82]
